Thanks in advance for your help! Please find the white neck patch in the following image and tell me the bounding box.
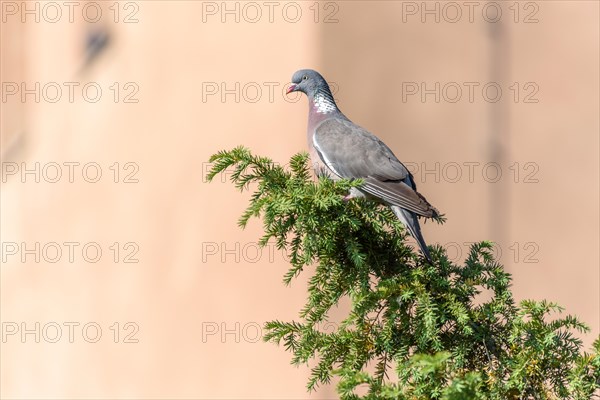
[313,93,337,114]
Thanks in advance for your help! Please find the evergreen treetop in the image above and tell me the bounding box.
[208,147,600,399]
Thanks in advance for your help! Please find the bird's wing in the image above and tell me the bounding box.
[313,118,436,217]
[313,118,409,180]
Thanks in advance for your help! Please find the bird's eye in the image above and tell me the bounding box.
[302,75,308,80]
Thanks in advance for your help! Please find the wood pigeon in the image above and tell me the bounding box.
[287,69,440,263]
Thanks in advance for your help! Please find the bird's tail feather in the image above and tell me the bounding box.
[391,205,433,264]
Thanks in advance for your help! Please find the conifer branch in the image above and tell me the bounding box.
[208,147,600,399]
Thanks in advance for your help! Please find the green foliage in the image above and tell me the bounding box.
[208,147,600,399]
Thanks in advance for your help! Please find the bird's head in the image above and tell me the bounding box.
[287,69,329,97]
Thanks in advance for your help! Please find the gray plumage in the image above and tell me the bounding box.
[287,69,439,263]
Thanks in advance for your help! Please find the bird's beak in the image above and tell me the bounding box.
[286,83,297,94]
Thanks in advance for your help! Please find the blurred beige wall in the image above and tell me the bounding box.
[1,1,598,398]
